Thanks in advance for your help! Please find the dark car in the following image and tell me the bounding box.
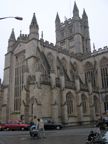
[43,119,63,130]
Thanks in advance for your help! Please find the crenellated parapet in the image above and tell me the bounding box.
[40,39,56,49]
[17,34,29,42]
[92,46,108,56]
[40,38,85,62]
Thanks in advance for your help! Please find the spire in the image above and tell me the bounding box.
[82,9,88,26]
[82,9,88,19]
[8,29,16,51]
[30,13,38,29]
[55,12,60,23]
[29,13,39,39]
[73,1,79,17]
[9,28,16,41]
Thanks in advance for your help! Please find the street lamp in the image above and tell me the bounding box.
[0,16,23,20]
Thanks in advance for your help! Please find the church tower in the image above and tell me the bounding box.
[55,2,91,55]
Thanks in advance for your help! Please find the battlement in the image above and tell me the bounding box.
[59,18,74,28]
[40,39,55,49]
[17,34,29,42]
[92,46,108,55]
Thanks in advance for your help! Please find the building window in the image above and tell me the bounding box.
[14,53,25,111]
[104,95,108,112]
[31,103,33,115]
[81,94,87,114]
[100,57,108,89]
[101,67,108,89]
[84,62,96,88]
[94,96,99,113]
[66,92,74,115]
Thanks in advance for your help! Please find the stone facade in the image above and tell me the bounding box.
[0,2,108,125]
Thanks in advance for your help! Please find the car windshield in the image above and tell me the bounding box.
[43,119,54,124]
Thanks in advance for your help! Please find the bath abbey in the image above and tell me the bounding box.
[0,2,108,125]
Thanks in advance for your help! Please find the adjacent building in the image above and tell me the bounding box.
[0,2,108,125]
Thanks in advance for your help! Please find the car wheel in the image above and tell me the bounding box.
[56,126,60,130]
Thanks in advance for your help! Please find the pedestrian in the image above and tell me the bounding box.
[38,118,46,138]
[33,116,39,129]
[87,130,96,142]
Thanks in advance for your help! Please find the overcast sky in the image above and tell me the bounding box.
[0,0,108,80]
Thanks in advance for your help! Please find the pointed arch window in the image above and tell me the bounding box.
[100,57,108,89]
[84,61,96,88]
[94,96,99,113]
[81,94,87,113]
[14,52,25,111]
[104,95,108,112]
[66,92,74,115]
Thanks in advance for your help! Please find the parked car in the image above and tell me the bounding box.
[4,120,30,131]
[43,119,63,130]
[0,122,6,131]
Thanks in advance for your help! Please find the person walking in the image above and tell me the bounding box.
[38,118,46,138]
[33,116,39,129]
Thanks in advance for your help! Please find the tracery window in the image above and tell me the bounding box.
[94,96,99,113]
[14,53,25,111]
[104,95,108,112]
[81,94,87,114]
[84,61,96,88]
[100,57,108,89]
[66,92,74,115]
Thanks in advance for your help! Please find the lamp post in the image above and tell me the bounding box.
[0,16,23,21]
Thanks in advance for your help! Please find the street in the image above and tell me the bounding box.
[0,127,96,144]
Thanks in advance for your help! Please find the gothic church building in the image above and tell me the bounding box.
[0,2,108,125]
